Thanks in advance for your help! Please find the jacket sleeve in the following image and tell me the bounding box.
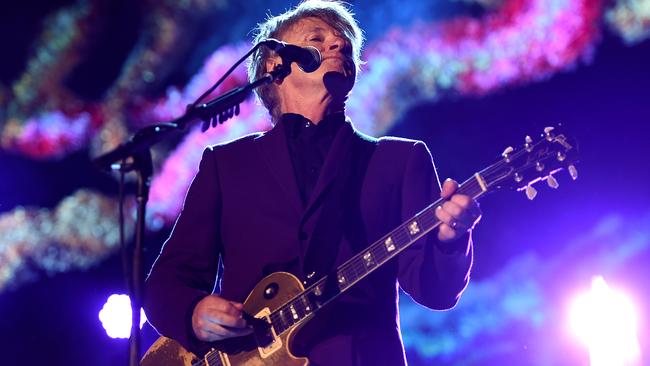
[144,147,222,353]
[397,141,473,310]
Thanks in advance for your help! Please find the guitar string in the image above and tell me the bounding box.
[214,138,561,352]
[199,152,526,359]
[266,176,490,335]
[267,178,485,333]
[336,178,483,286]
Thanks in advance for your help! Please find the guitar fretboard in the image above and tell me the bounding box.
[267,173,488,335]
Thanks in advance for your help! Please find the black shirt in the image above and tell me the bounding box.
[280,112,345,205]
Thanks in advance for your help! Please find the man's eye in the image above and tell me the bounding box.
[309,37,322,42]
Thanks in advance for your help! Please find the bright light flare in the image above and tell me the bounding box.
[569,276,641,366]
[98,294,147,339]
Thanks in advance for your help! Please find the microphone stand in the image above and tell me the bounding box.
[93,64,291,366]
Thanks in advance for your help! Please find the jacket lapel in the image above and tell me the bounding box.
[255,124,303,215]
[300,120,355,223]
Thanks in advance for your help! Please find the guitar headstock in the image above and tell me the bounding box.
[479,126,578,199]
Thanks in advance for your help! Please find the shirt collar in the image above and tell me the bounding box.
[280,111,346,140]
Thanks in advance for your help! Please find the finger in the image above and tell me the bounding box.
[437,201,472,233]
[450,195,482,217]
[197,324,253,341]
[440,178,458,199]
[207,297,242,317]
[229,301,245,311]
[204,309,248,328]
[438,223,456,242]
[450,195,482,228]
[441,200,463,219]
[436,204,460,230]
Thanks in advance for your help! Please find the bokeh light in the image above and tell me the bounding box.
[98,294,147,339]
[569,276,641,366]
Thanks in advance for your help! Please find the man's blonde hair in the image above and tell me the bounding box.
[248,0,364,123]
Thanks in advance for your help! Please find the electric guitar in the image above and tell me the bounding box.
[141,127,578,366]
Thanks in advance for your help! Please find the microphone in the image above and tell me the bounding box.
[261,39,322,73]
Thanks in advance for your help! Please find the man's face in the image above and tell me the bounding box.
[272,16,356,100]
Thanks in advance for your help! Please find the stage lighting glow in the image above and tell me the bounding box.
[569,276,641,366]
[98,294,147,339]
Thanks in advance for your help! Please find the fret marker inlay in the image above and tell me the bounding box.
[408,221,420,235]
[384,237,395,252]
[301,297,311,312]
[363,252,374,267]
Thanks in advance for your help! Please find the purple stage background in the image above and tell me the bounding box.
[1,0,649,365]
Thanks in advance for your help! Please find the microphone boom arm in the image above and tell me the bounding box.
[92,63,291,171]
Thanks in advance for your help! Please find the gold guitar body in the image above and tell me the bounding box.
[141,272,310,366]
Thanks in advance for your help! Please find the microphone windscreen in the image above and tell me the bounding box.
[300,46,321,73]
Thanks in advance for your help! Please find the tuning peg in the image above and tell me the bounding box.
[568,165,578,180]
[535,161,545,172]
[525,185,538,200]
[544,126,556,141]
[546,174,559,189]
[557,151,566,162]
[514,172,523,183]
[525,136,533,152]
[502,146,514,162]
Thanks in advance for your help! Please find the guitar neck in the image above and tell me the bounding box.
[267,173,489,336]
[189,127,575,365]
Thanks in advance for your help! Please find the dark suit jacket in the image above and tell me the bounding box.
[144,120,472,365]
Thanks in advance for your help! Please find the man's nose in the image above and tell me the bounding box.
[328,36,345,51]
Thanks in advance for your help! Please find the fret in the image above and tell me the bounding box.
[269,313,284,334]
[277,308,292,331]
[289,304,298,321]
[312,281,323,297]
[196,349,224,366]
[370,241,388,263]
[337,264,357,291]
[298,294,313,313]
[407,219,421,236]
[383,236,396,252]
[337,270,348,289]
[392,225,411,248]
[362,251,375,269]
[266,178,484,338]
[418,207,438,228]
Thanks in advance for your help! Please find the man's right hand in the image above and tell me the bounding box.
[192,295,253,341]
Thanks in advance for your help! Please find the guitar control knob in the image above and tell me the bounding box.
[544,126,555,141]
[263,283,279,300]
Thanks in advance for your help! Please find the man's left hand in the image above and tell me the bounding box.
[435,178,482,242]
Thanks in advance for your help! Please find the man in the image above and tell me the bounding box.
[144,1,481,365]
